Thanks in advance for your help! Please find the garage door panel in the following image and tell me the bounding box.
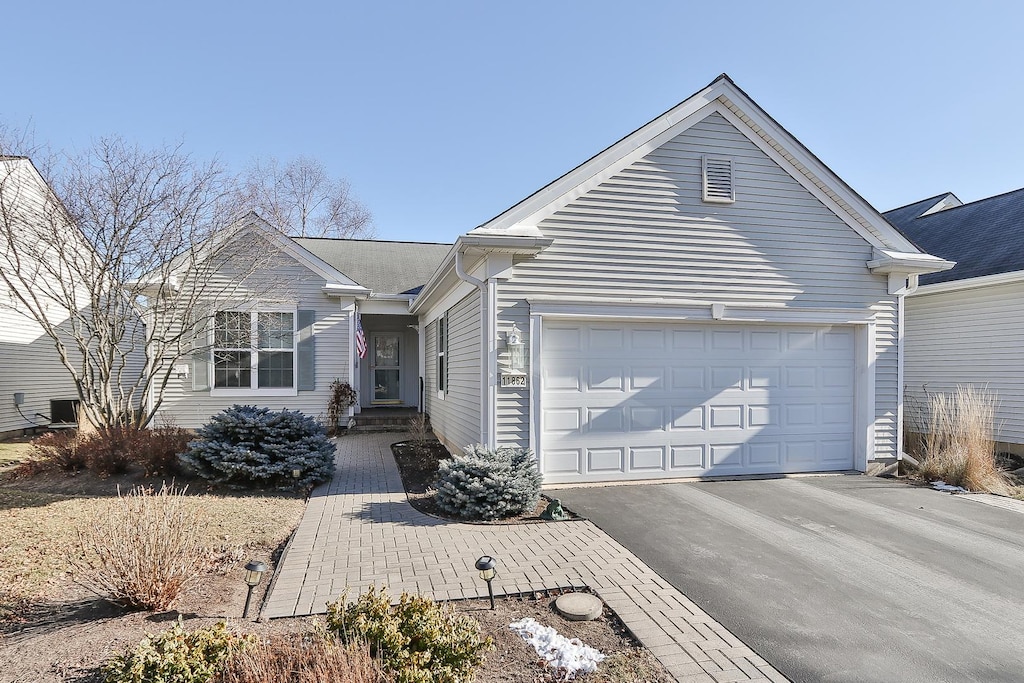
[587,448,624,473]
[540,321,857,482]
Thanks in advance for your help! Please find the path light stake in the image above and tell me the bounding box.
[475,555,498,610]
[242,560,268,618]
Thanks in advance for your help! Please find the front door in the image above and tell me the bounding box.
[372,334,401,404]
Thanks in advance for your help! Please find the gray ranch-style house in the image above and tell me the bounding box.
[153,74,954,483]
[885,188,1024,455]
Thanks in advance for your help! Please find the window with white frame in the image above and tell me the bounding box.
[213,310,296,391]
[436,312,448,393]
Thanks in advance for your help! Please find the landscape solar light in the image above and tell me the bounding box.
[475,555,498,609]
[242,559,268,618]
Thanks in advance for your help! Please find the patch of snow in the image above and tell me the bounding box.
[932,480,969,493]
[509,617,606,678]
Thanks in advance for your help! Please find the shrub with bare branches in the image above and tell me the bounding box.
[916,386,1013,495]
[73,484,209,610]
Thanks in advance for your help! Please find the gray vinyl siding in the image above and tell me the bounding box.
[423,291,481,451]
[905,279,1024,445]
[496,111,898,459]
[154,251,351,428]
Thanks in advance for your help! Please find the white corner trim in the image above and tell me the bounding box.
[910,269,1024,296]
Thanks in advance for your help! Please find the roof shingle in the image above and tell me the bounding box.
[884,188,1024,285]
[295,238,451,295]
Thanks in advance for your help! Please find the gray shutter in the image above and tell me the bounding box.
[297,309,315,391]
[192,317,211,392]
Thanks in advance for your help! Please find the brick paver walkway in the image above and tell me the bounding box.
[264,433,787,682]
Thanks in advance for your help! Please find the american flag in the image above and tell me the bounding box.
[355,313,367,359]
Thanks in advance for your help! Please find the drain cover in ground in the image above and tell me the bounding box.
[554,593,603,621]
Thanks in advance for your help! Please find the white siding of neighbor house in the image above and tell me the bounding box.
[154,250,352,429]
[423,290,481,452]
[0,160,97,435]
[495,111,899,460]
[905,279,1024,446]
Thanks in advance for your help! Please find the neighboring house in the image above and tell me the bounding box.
[0,157,86,437]
[883,187,1024,454]
[412,74,952,484]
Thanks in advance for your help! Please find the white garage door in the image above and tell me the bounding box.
[540,320,856,483]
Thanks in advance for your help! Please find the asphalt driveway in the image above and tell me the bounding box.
[552,475,1024,682]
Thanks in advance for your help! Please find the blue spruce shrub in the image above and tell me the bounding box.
[433,444,542,520]
[180,405,335,490]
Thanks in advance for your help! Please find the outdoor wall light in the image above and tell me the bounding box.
[475,555,498,609]
[242,559,268,618]
[507,324,525,372]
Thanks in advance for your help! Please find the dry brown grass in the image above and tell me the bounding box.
[0,481,305,618]
[216,633,392,683]
[916,386,1013,495]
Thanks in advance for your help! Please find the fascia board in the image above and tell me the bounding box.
[911,269,1024,296]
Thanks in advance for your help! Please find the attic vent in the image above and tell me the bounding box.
[702,155,735,203]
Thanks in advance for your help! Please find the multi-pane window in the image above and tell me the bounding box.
[213,311,295,390]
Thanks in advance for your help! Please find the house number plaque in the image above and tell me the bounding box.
[500,373,528,388]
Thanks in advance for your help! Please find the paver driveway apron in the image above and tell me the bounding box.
[265,433,787,682]
[553,475,1024,683]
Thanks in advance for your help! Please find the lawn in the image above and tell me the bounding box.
[0,433,671,682]
[0,439,32,469]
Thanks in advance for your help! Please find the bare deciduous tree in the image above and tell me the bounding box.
[0,137,289,430]
[239,155,374,238]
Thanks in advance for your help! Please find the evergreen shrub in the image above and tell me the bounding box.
[179,405,335,490]
[325,585,492,683]
[102,618,254,683]
[433,444,542,520]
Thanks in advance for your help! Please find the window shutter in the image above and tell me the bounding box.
[297,309,315,391]
[702,155,735,203]
[191,317,210,392]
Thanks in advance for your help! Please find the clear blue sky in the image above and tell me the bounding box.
[5,1,1023,243]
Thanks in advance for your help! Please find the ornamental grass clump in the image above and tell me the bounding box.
[325,585,492,683]
[74,484,208,611]
[217,633,391,683]
[434,444,542,520]
[180,405,335,490]
[917,386,1013,495]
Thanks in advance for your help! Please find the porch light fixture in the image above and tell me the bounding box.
[242,559,268,618]
[475,555,498,609]
[507,325,525,372]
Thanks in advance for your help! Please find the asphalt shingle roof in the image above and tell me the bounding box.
[884,188,1024,285]
[295,237,451,295]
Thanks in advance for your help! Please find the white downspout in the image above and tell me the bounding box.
[454,248,494,448]
[895,274,919,472]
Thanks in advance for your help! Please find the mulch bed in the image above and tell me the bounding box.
[390,439,579,524]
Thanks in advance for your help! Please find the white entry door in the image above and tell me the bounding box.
[540,320,857,483]
[372,334,401,404]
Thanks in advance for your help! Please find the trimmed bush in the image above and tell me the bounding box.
[28,430,88,472]
[74,484,208,611]
[103,618,254,683]
[325,586,492,683]
[180,405,335,490]
[216,633,391,683]
[434,444,542,520]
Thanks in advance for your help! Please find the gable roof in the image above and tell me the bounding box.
[295,237,452,295]
[884,187,1024,285]
[469,74,929,259]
